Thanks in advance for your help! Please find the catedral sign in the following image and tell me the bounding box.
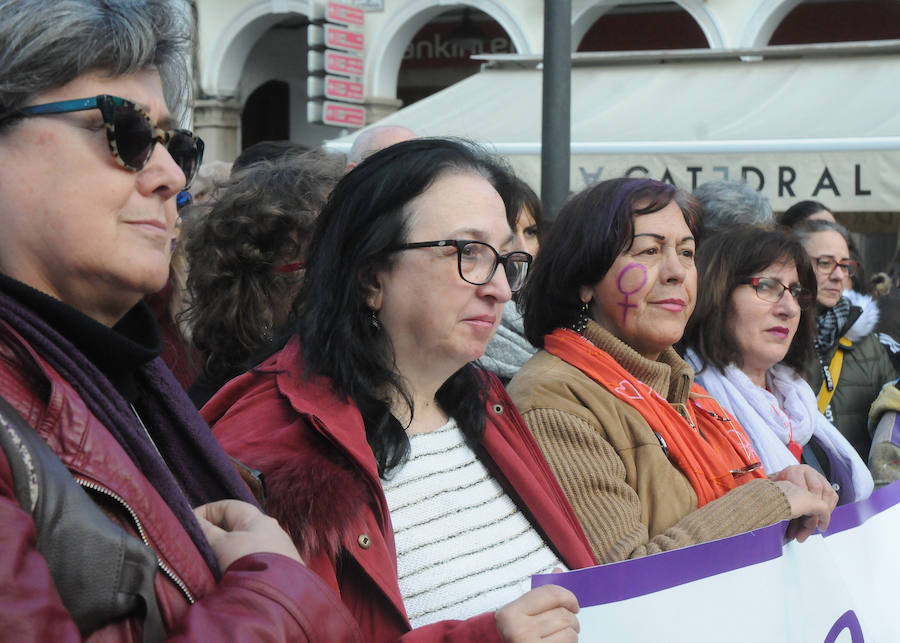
[507,150,900,211]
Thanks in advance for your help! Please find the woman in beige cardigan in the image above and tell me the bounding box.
[508,178,837,564]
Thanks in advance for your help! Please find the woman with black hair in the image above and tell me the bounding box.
[204,139,595,642]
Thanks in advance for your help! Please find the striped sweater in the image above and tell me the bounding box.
[382,418,563,627]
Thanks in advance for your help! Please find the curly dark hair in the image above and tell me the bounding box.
[183,150,341,389]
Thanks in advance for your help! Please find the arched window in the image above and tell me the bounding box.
[397,7,517,106]
[577,2,708,51]
[242,80,290,150]
[770,0,900,44]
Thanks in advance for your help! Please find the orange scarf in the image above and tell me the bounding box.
[544,328,766,507]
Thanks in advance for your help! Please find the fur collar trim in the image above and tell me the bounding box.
[258,438,371,562]
[842,290,880,340]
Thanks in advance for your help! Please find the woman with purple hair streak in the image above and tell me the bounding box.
[508,178,837,564]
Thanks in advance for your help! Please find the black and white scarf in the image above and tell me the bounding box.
[815,296,852,358]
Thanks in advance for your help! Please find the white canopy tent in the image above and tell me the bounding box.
[328,41,900,216]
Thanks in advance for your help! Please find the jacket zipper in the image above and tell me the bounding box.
[75,476,196,604]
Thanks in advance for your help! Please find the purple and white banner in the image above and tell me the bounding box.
[534,480,900,641]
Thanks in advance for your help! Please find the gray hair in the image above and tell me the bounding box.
[0,0,192,121]
[791,218,852,247]
[693,179,774,235]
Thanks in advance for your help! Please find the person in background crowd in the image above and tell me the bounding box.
[232,139,309,173]
[871,272,893,298]
[0,1,360,640]
[869,265,900,371]
[144,190,202,390]
[344,124,416,172]
[782,202,900,377]
[692,179,774,236]
[792,219,898,460]
[190,160,232,203]
[183,151,341,408]
[779,199,837,227]
[808,205,900,365]
[683,226,873,505]
[868,378,900,488]
[888,244,900,288]
[205,139,596,642]
[779,199,869,295]
[508,178,836,565]
[480,174,542,383]
[879,245,900,371]
[145,160,233,392]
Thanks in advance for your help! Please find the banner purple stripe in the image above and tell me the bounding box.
[534,479,900,607]
[533,521,786,606]
[822,476,900,535]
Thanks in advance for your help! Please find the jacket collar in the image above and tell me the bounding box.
[263,336,384,498]
[262,337,595,567]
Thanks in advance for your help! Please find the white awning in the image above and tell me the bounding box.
[328,41,900,212]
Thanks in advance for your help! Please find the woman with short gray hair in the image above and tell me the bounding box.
[0,1,358,640]
[792,219,897,461]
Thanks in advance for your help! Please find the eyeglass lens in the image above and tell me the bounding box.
[752,278,812,309]
[458,242,529,291]
[113,103,201,184]
[502,255,530,291]
[815,256,858,277]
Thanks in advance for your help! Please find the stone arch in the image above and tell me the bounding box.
[736,0,803,48]
[366,0,533,99]
[572,0,726,49]
[200,0,314,98]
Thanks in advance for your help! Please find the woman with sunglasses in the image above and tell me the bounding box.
[508,178,836,565]
[205,139,596,642]
[0,1,359,641]
[682,226,873,505]
[792,219,898,462]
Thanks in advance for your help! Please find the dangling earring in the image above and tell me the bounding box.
[370,309,381,330]
[571,301,589,333]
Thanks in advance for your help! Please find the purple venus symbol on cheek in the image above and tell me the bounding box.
[616,263,648,324]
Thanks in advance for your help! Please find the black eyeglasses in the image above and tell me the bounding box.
[5,95,204,187]
[739,277,813,310]
[811,255,859,278]
[391,240,532,292]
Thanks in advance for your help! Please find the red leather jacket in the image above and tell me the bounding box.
[204,337,597,643]
[0,320,362,642]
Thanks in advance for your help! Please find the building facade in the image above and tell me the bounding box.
[188,0,900,270]
[191,0,900,160]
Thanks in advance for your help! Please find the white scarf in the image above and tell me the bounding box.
[685,349,873,503]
